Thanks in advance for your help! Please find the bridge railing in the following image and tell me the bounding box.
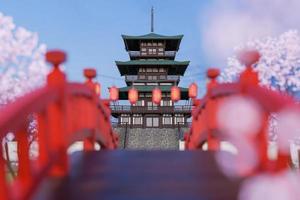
[185,50,299,176]
[0,50,118,200]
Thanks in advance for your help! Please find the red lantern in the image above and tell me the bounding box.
[95,83,101,97]
[128,87,138,105]
[109,86,119,101]
[171,86,181,102]
[189,82,198,99]
[152,87,162,105]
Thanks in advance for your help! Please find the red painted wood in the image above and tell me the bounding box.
[16,127,32,188]
[0,50,118,200]
[186,51,297,176]
[37,113,49,168]
[0,146,8,200]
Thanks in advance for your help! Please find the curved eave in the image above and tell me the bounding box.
[122,33,183,40]
[116,60,190,76]
[122,33,183,51]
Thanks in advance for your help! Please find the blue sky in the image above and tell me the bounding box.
[1,0,218,97]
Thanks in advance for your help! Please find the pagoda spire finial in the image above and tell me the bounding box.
[151,6,154,33]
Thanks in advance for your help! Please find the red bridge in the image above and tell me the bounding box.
[0,50,299,200]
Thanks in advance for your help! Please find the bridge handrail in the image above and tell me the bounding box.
[185,55,298,176]
[0,50,118,200]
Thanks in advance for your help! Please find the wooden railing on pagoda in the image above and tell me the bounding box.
[0,50,118,200]
[110,105,192,114]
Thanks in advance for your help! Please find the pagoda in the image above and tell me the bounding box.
[111,8,191,149]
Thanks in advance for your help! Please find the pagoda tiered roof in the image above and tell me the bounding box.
[122,33,183,51]
[116,60,189,76]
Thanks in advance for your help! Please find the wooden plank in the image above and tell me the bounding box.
[36,151,240,200]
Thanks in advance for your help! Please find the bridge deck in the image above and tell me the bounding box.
[35,151,241,200]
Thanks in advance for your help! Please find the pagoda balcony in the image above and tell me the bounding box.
[110,105,192,115]
[128,51,177,58]
[125,75,180,82]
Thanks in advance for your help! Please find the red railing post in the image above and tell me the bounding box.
[16,127,32,191]
[46,50,68,177]
[238,50,271,171]
[206,68,221,151]
[0,145,8,200]
[83,68,97,151]
[37,112,49,168]
[238,50,260,92]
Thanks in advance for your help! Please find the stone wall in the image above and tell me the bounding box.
[114,127,186,150]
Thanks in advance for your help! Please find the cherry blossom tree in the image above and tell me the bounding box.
[0,12,48,106]
[221,30,300,169]
[0,12,48,175]
[221,30,300,96]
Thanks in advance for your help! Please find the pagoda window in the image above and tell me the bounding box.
[133,114,143,125]
[153,68,158,72]
[153,117,159,127]
[148,75,157,80]
[139,75,146,79]
[159,68,165,72]
[120,114,131,125]
[158,42,163,46]
[153,42,157,46]
[141,48,146,52]
[158,48,164,52]
[146,68,152,72]
[159,75,166,80]
[134,100,144,106]
[146,117,159,127]
[147,42,152,46]
[146,118,152,127]
[160,100,172,106]
[158,52,164,56]
[142,68,147,72]
[175,114,185,125]
[147,101,158,110]
[163,114,172,125]
[139,93,145,97]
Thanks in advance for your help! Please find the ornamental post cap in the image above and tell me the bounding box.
[46,50,66,67]
[207,68,220,79]
[238,50,261,68]
[84,68,97,79]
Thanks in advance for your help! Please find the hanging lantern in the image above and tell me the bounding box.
[95,83,101,97]
[171,86,181,102]
[128,87,138,105]
[189,82,198,99]
[152,87,162,105]
[109,86,119,101]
